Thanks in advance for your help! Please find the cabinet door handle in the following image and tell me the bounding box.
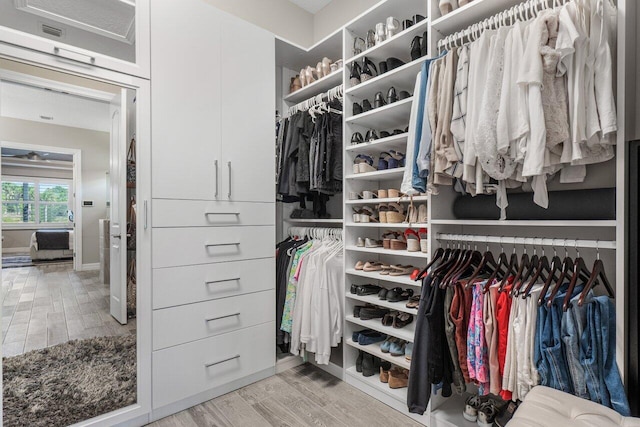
[227,161,232,199]
[53,46,96,64]
[144,200,148,230]
[214,160,219,198]
[204,277,240,285]
[204,242,240,248]
[204,212,240,216]
[205,312,240,322]
[204,354,240,368]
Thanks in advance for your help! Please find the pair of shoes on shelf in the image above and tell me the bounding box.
[356,237,383,248]
[378,150,406,170]
[350,283,381,296]
[381,311,414,328]
[405,228,428,252]
[379,287,414,302]
[378,57,406,75]
[381,337,408,356]
[352,206,379,222]
[351,128,408,145]
[354,261,417,276]
[349,57,378,86]
[348,188,404,200]
[378,203,405,224]
[380,365,409,388]
[353,329,387,347]
[464,393,507,427]
[353,154,377,174]
[353,89,411,115]
[354,260,388,272]
[410,32,429,61]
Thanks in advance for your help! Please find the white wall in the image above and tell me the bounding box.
[313,0,381,43]
[0,117,109,265]
[201,0,314,47]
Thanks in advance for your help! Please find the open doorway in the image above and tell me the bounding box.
[0,59,138,426]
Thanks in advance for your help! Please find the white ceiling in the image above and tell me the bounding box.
[0,81,111,133]
[288,0,332,14]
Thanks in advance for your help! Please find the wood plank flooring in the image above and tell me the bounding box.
[148,364,423,427]
[1,263,135,357]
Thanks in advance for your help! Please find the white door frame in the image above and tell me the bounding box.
[0,141,81,270]
[0,46,153,427]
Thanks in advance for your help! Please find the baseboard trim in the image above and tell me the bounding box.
[81,263,100,271]
[2,247,30,255]
[150,367,275,422]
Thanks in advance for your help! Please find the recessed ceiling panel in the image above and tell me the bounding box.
[288,0,332,14]
[15,0,135,43]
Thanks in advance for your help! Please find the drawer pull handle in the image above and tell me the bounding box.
[214,160,219,198]
[227,161,232,199]
[204,212,240,216]
[205,277,240,285]
[205,242,240,248]
[205,354,240,368]
[205,312,240,322]
[53,46,96,64]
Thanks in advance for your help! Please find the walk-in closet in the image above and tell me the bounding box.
[0,0,638,426]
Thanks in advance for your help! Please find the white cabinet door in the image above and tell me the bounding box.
[150,0,222,201]
[219,16,275,203]
[0,0,150,78]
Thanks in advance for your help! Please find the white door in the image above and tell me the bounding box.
[150,0,222,201]
[220,16,275,203]
[110,88,128,324]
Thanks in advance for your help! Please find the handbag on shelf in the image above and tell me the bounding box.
[127,136,136,184]
[126,260,136,318]
[127,196,136,251]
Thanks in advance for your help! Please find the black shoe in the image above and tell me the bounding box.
[350,284,358,294]
[356,284,381,296]
[374,91,387,109]
[393,129,404,135]
[379,60,388,75]
[359,307,390,321]
[351,132,364,145]
[411,36,422,61]
[361,57,378,81]
[362,353,375,376]
[386,57,406,71]
[380,131,390,138]
[378,288,388,300]
[399,91,411,100]
[356,350,364,372]
[387,87,398,104]
[354,305,366,317]
[413,14,426,24]
[422,31,428,57]
[362,99,373,112]
[365,130,378,142]
[350,62,362,86]
[353,102,363,115]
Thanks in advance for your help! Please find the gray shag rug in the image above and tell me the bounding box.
[3,335,137,427]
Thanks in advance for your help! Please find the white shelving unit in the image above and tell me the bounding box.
[345,338,412,369]
[346,97,414,128]
[346,245,428,258]
[346,195,429,204]
[346,268,422,287]
[346,132,409,153]
[283,70,343,104]
[347,293,419,315]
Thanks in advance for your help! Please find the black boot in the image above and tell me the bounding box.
[411,36,422,61]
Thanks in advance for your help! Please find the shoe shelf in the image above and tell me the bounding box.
[283,70,343,104]
[347,268,421,287]
[429,393,474,427]
[346,222,429,228]
[346,315,415,342]
[346,97,413,128]
[347,293,418,316]
[347,56,429,98]
[345,167,405,181]
[429,219,617,227]
[347,17,429,66]
[345,338,411,370]
[346,132,409,153]
[345,366,408,403]
[346,245,429,259]
[284,218,344,224]
[431,0,524,35]
[346,195,428,204]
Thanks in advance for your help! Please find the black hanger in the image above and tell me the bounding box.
[514,243,539,297]
[498,240,520,293]
[510,245,531,297]
[484,238,509,293]
[577,243,615,306]
[522,244,553,298]
[562,248,591,311]
[415,247,445,281]
[450,245,483,288]
[536,243,563,305]
[442,241,473,288]
[466,242,498,288]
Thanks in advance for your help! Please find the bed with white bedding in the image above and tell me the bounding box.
[29,230,74,261]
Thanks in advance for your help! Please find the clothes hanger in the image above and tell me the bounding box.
[522,239,553,298]
[417,244,446,281]
[465,239,498,288]
[484,237,509,293]
[577,241,615,306]
[562,242,592,311]
[510,240,531,296]
[514,240,541,296]
[498,237,519,292]
[536,240,563,304]
[441,238,472,287]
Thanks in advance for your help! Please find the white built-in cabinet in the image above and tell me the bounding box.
[0,0,150,78]
[149,0,276,418]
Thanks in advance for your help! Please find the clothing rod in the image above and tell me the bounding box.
[287,84,344,116]
[437,0,571,51]
[436,233,616,250]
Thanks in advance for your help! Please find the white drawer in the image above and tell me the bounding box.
[153,258,274,309]
[152,226,274,268]
[152,322,275,409]
[152,200,275,227]
[153,290,274,350]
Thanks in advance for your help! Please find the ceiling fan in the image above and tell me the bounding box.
[1,151,50,162]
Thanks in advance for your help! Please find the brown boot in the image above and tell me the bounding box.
[388,368,409,389]
[380,366,390,383]
[289,75,302,93]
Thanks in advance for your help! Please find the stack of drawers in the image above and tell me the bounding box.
[151,199,275,410]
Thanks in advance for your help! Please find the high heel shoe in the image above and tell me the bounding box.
[386,57,405,71]
[411,36,422,61]
[353,102,363,115]
[316,62,324,79]
[300,68,307,87]
[351,132,364,145]
[350,62,362,86]
[361,57,378,82]
[362,99,373,112]
[305,66,316,85]
[374,91,387,109]
[379,60,388,75]
[422,31,428,57]
[322,57,332,77]
[365,130,379,142]
[387,87,398,104]
[289,76,302,93]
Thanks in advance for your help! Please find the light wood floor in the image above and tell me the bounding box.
[148,363,422,427]
[1,263,136,357]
